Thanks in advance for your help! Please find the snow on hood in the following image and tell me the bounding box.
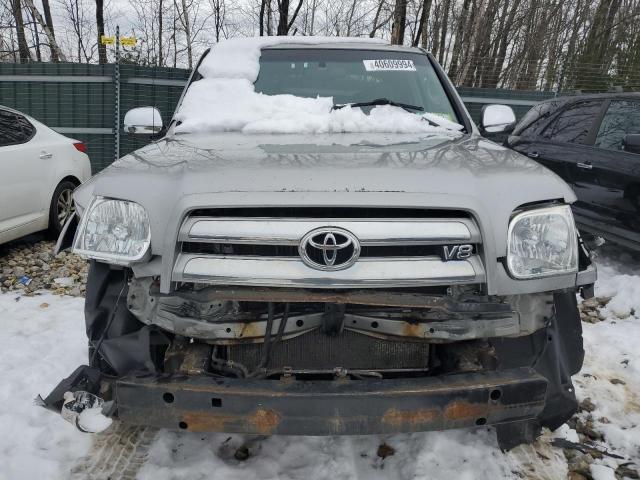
[174,36,464,136]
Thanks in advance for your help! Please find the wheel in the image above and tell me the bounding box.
[49,180,77,236]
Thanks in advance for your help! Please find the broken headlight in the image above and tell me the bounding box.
[73,197,151,265]
[507,205,578,279]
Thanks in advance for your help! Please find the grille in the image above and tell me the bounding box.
[182,242,472,258]
[172,207,485,288]
[226,328,430,371]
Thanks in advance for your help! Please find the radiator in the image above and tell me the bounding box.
[226,328,430,371]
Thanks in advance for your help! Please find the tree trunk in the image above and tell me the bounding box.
[431,2,441,54]
[41,0,59,61]
[28,8,42,61]
[460,0,488,86]
[437,0,451,64]
[287,0,304,32]
[276,0,289,34]
[488,0,521,87]
[447,0,471,81]
[159,0,163,65]
[181,0,192,68]
[346,0,357,36]
[369,0,385,38]
[275,0,303,35]
[266,0,273,35]
[11,0,31,62]
[259,0,266,35]
[96,0,107,64]
[22,0,66,62]
[413,0,432,47]
[419,0,432,47]
[390,0,407,45]
[309,0,316,34]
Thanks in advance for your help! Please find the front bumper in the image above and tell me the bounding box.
[116,367,546,435]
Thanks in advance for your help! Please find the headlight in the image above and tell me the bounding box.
[73,197,151,265]
[507,205,578,279]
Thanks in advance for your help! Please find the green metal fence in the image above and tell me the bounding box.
[0,63,190,172]
[0,63,561,172]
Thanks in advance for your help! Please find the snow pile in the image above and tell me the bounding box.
[0,293,91,479]
[593,263,640,319]
[175,36,463,135]
[77,407,113,434]
[570,259,640,464]
[137,429,514,480]
[197,36,384,82]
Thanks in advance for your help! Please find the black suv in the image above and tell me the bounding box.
[506,93,640,250]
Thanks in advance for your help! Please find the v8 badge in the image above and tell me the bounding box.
[442,244,474,261]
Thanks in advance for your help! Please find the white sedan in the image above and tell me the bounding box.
[0,106,92,245]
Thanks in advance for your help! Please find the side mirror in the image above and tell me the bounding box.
[123,107,163,135]
[623,134,640,154]
[480,104,516,134]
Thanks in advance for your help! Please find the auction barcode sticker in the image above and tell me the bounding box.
[363,59,416,71]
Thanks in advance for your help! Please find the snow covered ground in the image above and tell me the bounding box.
[0,247,638,480]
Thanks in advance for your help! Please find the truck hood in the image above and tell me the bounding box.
[75,131,576,259]
[80,131,574,200]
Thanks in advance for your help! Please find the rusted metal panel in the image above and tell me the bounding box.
[164,341,211,374]
[151,284,511,311]
[116,367,547,435]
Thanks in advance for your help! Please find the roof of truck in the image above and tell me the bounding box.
[263,41,426,54]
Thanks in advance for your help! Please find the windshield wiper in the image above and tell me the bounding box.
[332,98,424,113]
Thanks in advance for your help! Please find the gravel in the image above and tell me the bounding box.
[0,237,87,297]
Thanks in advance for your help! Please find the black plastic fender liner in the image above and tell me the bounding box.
[491,291,584,432]
[85,261,169,376]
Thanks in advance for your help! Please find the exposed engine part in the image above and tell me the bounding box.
[164,340,212,374]
[225,327,430,372]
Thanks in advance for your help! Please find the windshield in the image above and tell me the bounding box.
[254,48,460,124]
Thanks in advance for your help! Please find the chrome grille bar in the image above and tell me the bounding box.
[180,217,480,245]
[173,255,484,288]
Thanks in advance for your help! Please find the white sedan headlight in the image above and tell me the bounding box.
[73,197,151,265]
[507,205,578,279]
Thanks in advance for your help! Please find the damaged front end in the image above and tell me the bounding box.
[41,259,586,450]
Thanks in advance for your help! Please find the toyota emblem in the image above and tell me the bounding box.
[299,227,361,271]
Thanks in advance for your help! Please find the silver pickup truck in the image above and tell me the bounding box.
[42,38,596,450]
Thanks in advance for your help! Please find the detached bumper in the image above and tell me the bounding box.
[116,367,547,435]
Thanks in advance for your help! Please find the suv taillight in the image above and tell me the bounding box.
[73,142,87,153]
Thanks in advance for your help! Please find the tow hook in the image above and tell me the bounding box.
[61,391,113,433]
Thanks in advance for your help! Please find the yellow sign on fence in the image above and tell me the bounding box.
[100,35,115,45]
[121,37,137,47]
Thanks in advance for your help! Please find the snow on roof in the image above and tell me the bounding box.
[174,36,463,135]
[197,36,387,81]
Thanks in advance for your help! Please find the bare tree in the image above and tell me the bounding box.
[390,0,407,44]
[275,0,304,35]
[210,0,226,41]
[11,0,31,62]
[158,0,164,65]
[95,0,106,63]
[22,0,66,61]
